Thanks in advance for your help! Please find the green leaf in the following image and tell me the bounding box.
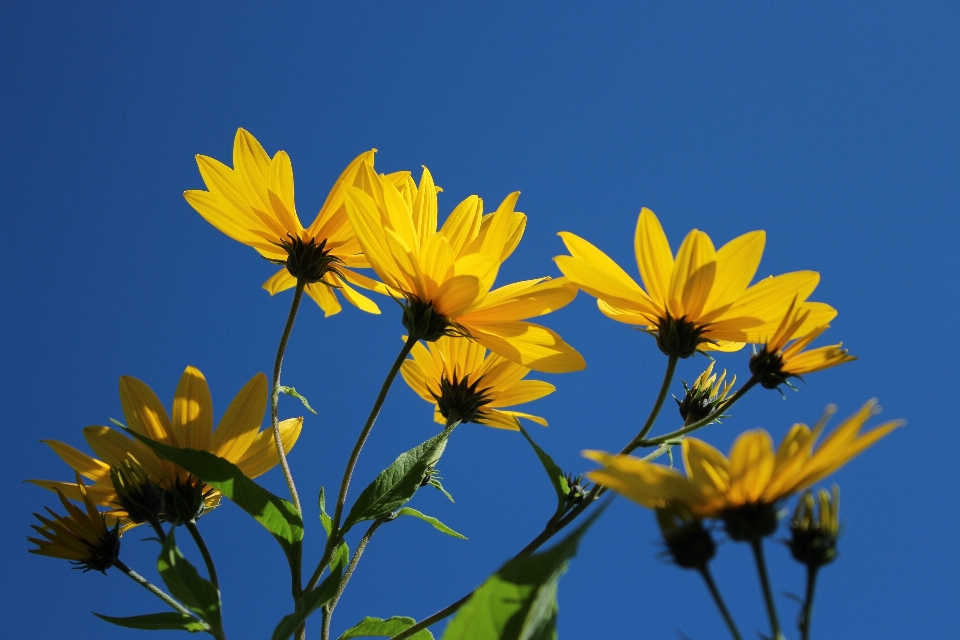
[271,568,342,640]
[125,428,303,552]
[157,531,223,636]
[330,540,350,573]
[427,476,455,503]
[319,486,332,536]
[441,507,605,640]
[342,427,454,533]
[279,385,317,415]
[395,508,467,540]
[518,426,569,507]
[93,611,208,632]
[339,616,435,639]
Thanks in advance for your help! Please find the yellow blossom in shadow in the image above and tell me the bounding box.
[344,165,583,373]
[584,400,900,517]
[555,208,835,357]
[184,128,388,316]
[30,366,302,522]
[400,335,555,430]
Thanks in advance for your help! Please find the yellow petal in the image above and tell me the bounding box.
[668,229,716,320]
[439,195,483,256]
[461,277,578,323]
[704,230,765,315]
[172,366,213,451]
[583,450,701,509]
[263,269,296,296]
[727,430,775,504]
[41,440,112,482]
[211,373,268,463]
[634,208,674,308]
[305,282,343,317]
[487,380,555,407]
[433,275,482,318]
[235,417,304,479]
[682,438,730,493]
[119,376,176,446]
[467,321,585,373]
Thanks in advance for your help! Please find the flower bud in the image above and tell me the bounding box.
[110,456,164,525]
[676,361,735,425]
[656,503,716,569]
[721,501,779,542]
[789,486,840,568]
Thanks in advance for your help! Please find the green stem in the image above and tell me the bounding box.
[149,518,167,542]
[632,377,758,448]
[320,517,389,640]
[185,521,219,591]
[305,338,417,594]
[272,279,306,639]
[635,354,678,441]
[800,565,819,640]
[751,539,785,640]
[272,279,306,514]
[698,565,743,640]
[115,560,208,629]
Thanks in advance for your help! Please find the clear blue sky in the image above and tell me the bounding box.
[2,3,958,639]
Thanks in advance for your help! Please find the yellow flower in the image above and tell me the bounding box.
[584,400,900,518]
[30,366,303,523]
[400,335,556,430]
[29,473,126,573]
[343,165,584,372]
[184,128,388,316]
[750,299,857,388]
[554,208,836,358]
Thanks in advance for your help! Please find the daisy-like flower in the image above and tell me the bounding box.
[344,166,584,373]
[30,366,303,524]
[584,401,900,539]
[400,335,556,430]
[750,299,857,389]
[184,128,387,316]
[554,208,836,358]
[29,473,125,573]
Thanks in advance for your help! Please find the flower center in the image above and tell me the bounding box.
[655,315,705,359]
[402,298,458,342]
[431,373,493,425]
[274,234,341,284]
[749,348,789,389]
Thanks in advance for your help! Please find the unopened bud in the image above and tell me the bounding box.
[656,503,715,569]
[789,486,840,568]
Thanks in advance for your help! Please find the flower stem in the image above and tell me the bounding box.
[751,539,785,640]
[185,521,219,591]
[635,354,678,441]
[115,559,206,628]
[272,279,306,514]
[320,517,389,640]
[305,338,417,594]
[633,376,758,448]
[698,565,743,640]
[330,340,415,540]
[272,279,306,639]
[800,565,819,640]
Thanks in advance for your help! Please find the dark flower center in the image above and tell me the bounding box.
[655,315,706,359]
[74,523,121,574]
[749,348,790,389]
[273,234,341,284]
[431,373,493,425]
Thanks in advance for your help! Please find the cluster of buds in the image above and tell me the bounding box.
[676,361,736,425]
[789,486,841,569]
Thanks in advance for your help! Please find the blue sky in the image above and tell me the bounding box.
[2,3,958,639]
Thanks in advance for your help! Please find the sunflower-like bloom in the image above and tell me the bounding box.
[750,299,857,389]
[29,473,126,573]
[31,366,303,524]
[184,128,387,316]
[343,166,584,373]
[555,208,836,358]
[400,335,556,430]
[584,401,900,520]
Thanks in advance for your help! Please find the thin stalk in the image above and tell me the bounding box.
[115,559,204,625]
[272,279,306,640]
[185,521,219,591]
[149,518,167,542]
[698,565,743,640]
[632,377,759,448]
[331,338,416,533]
[305,338,416,594]
[320,518,388,640]
[751,539,785,640]
[635,354,678,441]
[800,565,819,640]
[272,279,306,513]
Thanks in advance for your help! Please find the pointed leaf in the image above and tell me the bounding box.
[428,477,455,503]
[125,428,303,552]
[157,531,223,636]
[395,508,467,540]
[271,569,342,640]
[518,426,569,508]
[93,611,208,633]
[279,385,317,415]
[319,486,332,536]
[339,616,435,639]
[342,428,454,533]
[441,507,605,640]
